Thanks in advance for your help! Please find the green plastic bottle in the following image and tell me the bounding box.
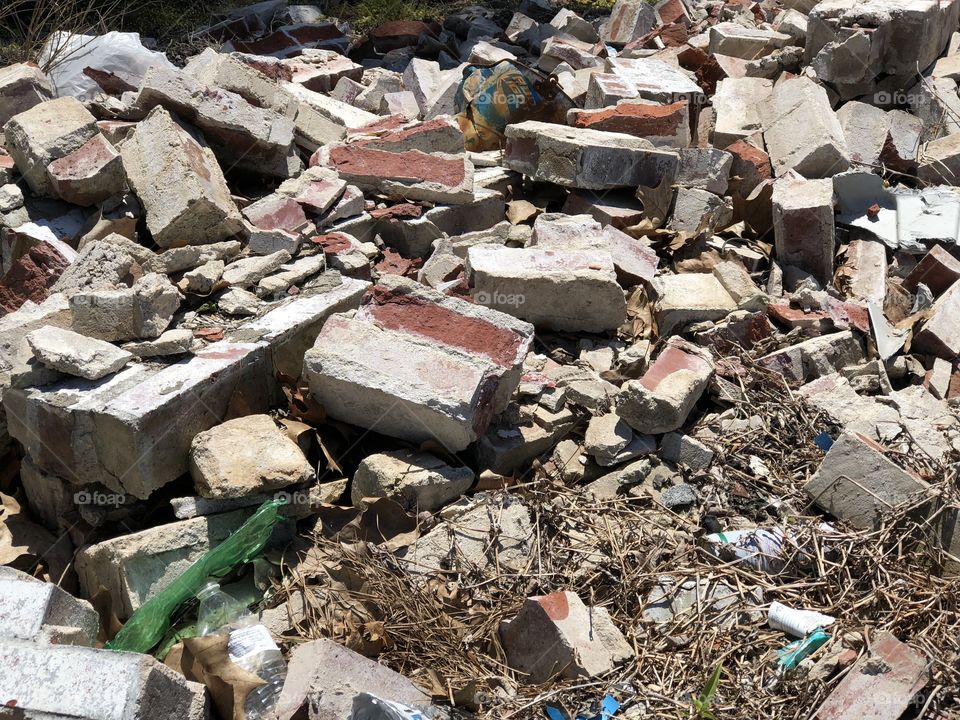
[107,499,285,654]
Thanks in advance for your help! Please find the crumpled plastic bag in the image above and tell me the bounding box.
[454,60,574,152]
[38,31,176,100]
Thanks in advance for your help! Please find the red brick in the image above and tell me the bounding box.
[904,244,960,295]
[0,243,71,314]
[639,343,714,392]
[242,194,309,232]
[570,101,689,143]
[727,139,772,197]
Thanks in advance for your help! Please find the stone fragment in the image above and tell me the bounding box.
[45,133,127,206]
[182,260,225,295]
[712,260,767,311]
[762,76,850,178]
[505,120,679,191]
[0,242,72,313]
[190,414,313,499]
[919,132,960,185]
[274,640,433,720]
[660,432,714,471]
[584,413,634,466]
[123,328,194,358]
[27,325,132,380]
[121,107,243,247]
[539,36,603,73]
[584,73,638,109]
[708,23,791,59]
[606,57,703,105]
[841,239,886,304]
[0,640,206,720]
[760,331,864,383]
[400,495,532,574]
[806,432,931,530]
[712,77,772,149]
[134,65,299,178]
[604,0,657,46]
[836,101,889,168]
[222,250,292,288]
[617,339,715,434]
[0,566,98,645]
[381,90,420,119]
[352,450,474,510]
[467,244,627,332]
[677,148,732,195]
[3,96,98,196]
[286,49,363,92]
[145,241,242,274]
[551,8,599,43]
[771,175,835,284]
[218,287,263,316]
[500,591,633,683]
[0,63,53,127]
[257,253,326,297]
[652,273,737,335]
[668,188,732,235]
[70,273,182,342]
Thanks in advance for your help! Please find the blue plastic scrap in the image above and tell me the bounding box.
[814,432,834,451]
[777,628,831,670]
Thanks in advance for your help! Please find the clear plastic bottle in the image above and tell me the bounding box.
[196,582,287,720]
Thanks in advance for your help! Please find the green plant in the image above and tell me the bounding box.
[691,661,723,719]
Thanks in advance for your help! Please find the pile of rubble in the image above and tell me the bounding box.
[1,0,960,717]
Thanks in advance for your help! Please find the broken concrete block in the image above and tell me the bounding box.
[144,240,242,275]
[913,279,960,360]
[660,432,714,471]
[712,259,767,311]
[806,0,958,99]
[305,310,511,451]
[121,107,244,247]
[0,640,206,719]
[467,244,627,332]
[771,174,835,284]
[904,244,960,296]
[712,77,772,148]
[668,187,732,235]
[134,65,299,178]
[222,250,292,289]
[617,338,715,434]
[123,328,194,358]
[762,76,850,178]
[539,36,603,73]
[569,100,691,148]
[75,509,283,617]
[274,639,432,720]
[0,241,73,313]
[381,90,420,119]
[584,413,635,466]
[761,331,864,383]
[841,239,887,304]
[919,131,960,185]
[285,48,363,93]
[27,325,132,380]
[399,494,532,574]
[314,142,474,204]
[0,566,98,645]
[45,133,127,206]
[71,273,182,342]
[584,72,638,109]
[0,63,54,128]
[3,96,98,196]
[352,450,474,511]
[190,414,314,499]
[500,591,633,683]
[5,340,274,499]
[677,147,732,195]
[604,0,657,46]
[807,432,931,530]
[607,57,703,105]
[708,23,791,59]
[505,120,679,190]
[836,100,890,168]
[652,273,737,335]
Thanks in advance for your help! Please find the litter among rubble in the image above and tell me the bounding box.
[1,0,960,718]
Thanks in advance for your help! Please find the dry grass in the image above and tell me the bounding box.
[270,355,960,719]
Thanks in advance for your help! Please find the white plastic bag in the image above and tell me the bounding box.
[768,601,836,638]
[38,31,176,100]
[351,693,431,720]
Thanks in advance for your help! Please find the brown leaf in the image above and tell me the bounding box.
[194,327,225,342]
[177,634,266,720]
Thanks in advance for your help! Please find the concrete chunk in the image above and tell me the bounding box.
[121,107,243,247]
[500,591,633,683]
[0,640,206,720]
[772,175,835,284]
[617,338,715,434]
[27,325,133,380]
[504,120,679,190]
[46,133,127,206]
[652,273,737,335]
[3,96,98,196]
[352,450,474,510]
[0,63,53,127]
[762,76,850,178]
[805,432,932,530]
[190,414,314,499]
[0,567,98,645]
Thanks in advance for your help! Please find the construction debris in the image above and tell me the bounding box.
[1,1,960,719]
